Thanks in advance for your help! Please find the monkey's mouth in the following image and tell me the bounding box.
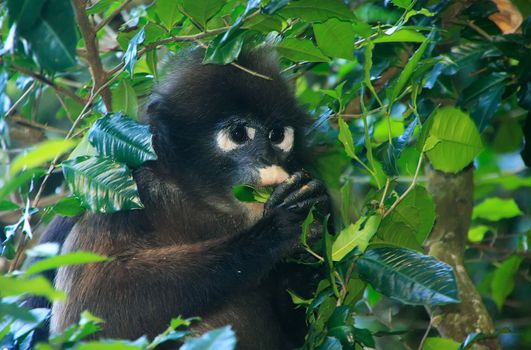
[257,165,289,186]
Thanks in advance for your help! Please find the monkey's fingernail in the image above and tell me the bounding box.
[300,184,310,192]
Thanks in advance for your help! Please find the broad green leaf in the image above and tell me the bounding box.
[358,247,460,305]
[277,38,329,63]
[339,180,352,226]
[378,186,435,250]
[232,185,272,203]
[124,27,145,77]
[76,342,143,350]
[22,0,77,71]
[6,0,46,33]
[111,80,139,119]
[0,301,38,322]
[390,0,412,9]
[422,337,460,350]
[388,38,429,105]
[155,0,182,30]
[88,114,157,168]
[0,168,45,200]
[0,199,19,211]
[472,197,522,221]
[241,14,283,32]
[0,275,64,300]
[425,107,483,173]
[373,29,425,43]
[26,252,109,275]
[86,0,116,15]
[10,139,78,175]
[52,196,86,216]
[62,156,144,213]
[332,215,381,261]
[313,19,355,60]
[149,316,193,349]
[468,225,492,242]
[337,118,357,159]
[491,255,523,310]
[203,30,245,65]
[279,0,354,22]
[423,135,441,152]
[180,326,236,350]
[178,0,224,29]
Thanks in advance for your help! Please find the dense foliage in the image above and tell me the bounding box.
[0,0,529,350]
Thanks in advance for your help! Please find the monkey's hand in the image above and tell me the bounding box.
[263,171,329,250]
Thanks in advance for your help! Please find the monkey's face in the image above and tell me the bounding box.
[213,116,297,188]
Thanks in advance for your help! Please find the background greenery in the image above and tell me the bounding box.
[0,0,529,349]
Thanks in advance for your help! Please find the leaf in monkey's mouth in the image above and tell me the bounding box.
[232,185,274,203]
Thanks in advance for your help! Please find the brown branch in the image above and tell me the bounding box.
[94,0,133,32]
[73,0,112,110]
[9,64,86,105]
[4,82,36,118]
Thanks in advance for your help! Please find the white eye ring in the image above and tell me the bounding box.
[216,126,256,152]
[275,127,294,152]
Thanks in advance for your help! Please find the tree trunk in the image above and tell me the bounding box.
[425,163,500,350]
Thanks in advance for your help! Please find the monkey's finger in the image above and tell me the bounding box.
[286,195,329,214]
[280,180,326,208]
[266,171,309,210]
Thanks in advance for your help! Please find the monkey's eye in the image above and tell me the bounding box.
[229,125,249,144]
[270,126,294,152]
[269,127,285,144]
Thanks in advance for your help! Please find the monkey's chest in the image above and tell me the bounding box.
[195,289,291,350]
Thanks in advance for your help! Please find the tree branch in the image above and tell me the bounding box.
[72,0,112,110]
[94,0,133,32]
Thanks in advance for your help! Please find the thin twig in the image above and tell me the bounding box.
[418,317,433,350]
[10,116,68,135]
[9,64,86,105]
[383,154,424,217]
[4,82,36,118]
[94,0,133,32]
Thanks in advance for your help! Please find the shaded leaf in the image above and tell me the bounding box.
[491,255,523,310]
[111,80,139,120]
[6,0,46,33]
[155,0,182,30]
[203,30,245,65]
[62,156,143,213]
[0,168,44,200]
[313,19,355,60]
[279,0,354,22]
[52,196,86,216]
[179,0,224,29]
[277,38,329,63]
[180,326,236,350]
[358,247,460,305]
[88,114,156,168]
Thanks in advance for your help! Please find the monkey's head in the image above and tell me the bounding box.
[147,48,309,196]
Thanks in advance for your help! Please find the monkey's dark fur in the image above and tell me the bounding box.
[27,49,328,349]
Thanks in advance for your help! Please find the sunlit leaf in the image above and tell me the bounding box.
[10,139,78,176]
[155,0,182,30]
[0,275,64,300]
[178,0,224,29]
[472,197,522,221]
[373,29,425,43]
[26,252,109,275]
[422,337,460,350]
[111,80,139,120]
[425,107,483,173]
[277,38,329,62]
[332,215,381,261]
[62,156,143,213]
[358,247,460,305]
[313,19,355,60]
[0,168,45,200]
[279,0,354,22]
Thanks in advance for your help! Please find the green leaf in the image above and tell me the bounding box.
[378,186,435,250]
[155,0,182,30]
[52,196,86,216]
[468,225,492,242]
[111,80,139,119]
[0,199,19,211]
[332,215,381,261]
[203,30,245,65]
[390,0,412,9]
[241,14,283,32]
[0,275,64,300]
[232,185,272,203]
[313,19,355,60]
[277,38,330,63]
[388,38,429,105]
[86,0,117,15]
[26,252,109,275]
[22,0,77,71]
[180,326,236,350]
[179,0,224,29]
[373,29,425,43]
[491,255,523,310]
[62,156,144,213]
[0,168,45,200]
[88,114,157,168]
[337,117,357,159]
[422,337,460,350]
[423,135,441,152]
[6,0,46,33]
[124,27,145,77]
[472,197,522,221]
[10,139,78,176]
[358,247,460,305]
[75,342,143,350]
[425,107,483,173]
[279,0,354,22]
